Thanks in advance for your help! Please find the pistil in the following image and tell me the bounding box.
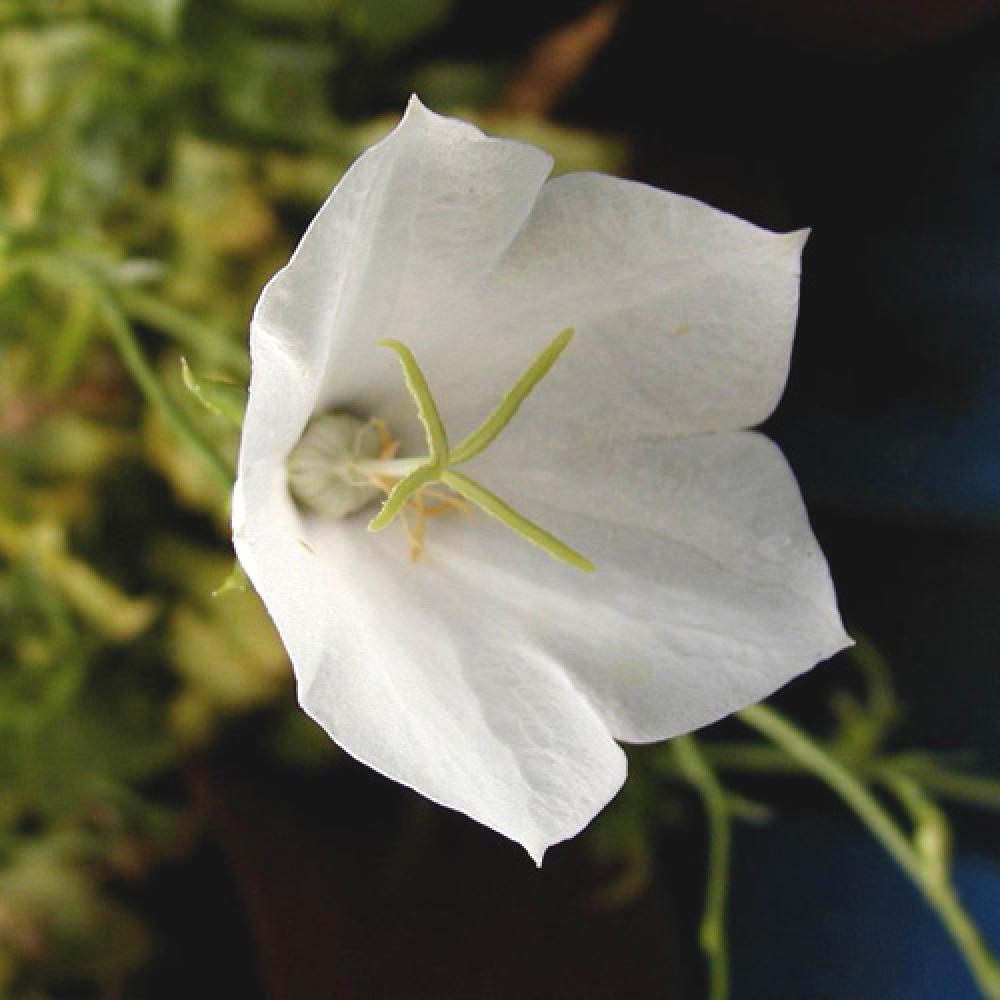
[287,328,594,572]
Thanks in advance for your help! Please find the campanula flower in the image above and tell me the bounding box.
[232,97,850,862]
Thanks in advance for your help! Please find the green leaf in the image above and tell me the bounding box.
[228,0,334,23]
[102,0,187,40]
[334,0,451,55]
[180,357,246,428]
[405,60,506,109]
[212,560,248,597]
[218,36,338,143]
[46,285,98,391]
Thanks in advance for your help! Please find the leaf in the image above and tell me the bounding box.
[218,36,338,143]
[102,0,187,40]
[333,0,452,55]
[179,357,246,428]
[212,559,248,597]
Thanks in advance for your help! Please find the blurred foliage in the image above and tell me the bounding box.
[0,0,627,994]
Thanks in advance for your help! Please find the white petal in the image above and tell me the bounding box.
[244,96,554,462]
[438,430,850,743]
[417,173,807,448]
[243,99,804,470]
[235,428,845,859]
[233,464,626,863]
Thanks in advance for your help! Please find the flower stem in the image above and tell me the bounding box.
[659,742,1000,813]
[672,735,731,1000]
[739,703,1000,1000]
[884,756,1000,813]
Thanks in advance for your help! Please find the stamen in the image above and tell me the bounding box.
[421,489,475,519]
[358,425,473,562]
[399,501,424,562]
[370,417,398,460]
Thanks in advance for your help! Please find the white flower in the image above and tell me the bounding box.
[232,96,851,863]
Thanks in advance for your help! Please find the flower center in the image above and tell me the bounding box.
[286,329,594,572]
[358,416,474,562]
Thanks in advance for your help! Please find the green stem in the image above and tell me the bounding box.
[2,249,235,489]
[672,735,731,1000]
[663,742,1000,814]
[99,295,234,490]
[878,768,952,887]
[694,742,803,776]
[887,757,1000,813]
[739,704,1000,1000]
[117,286,249,375]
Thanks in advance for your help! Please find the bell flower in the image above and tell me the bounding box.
[232,97,850,863]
